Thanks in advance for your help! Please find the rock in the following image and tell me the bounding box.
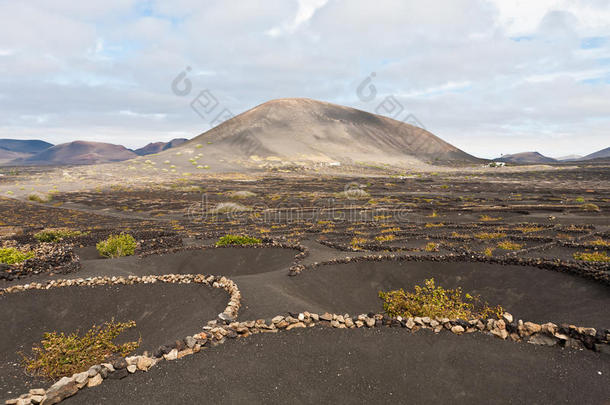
[287,322,306,330]
[99,367,109,379]
[74,371,89,388]
[108,368,128,380]
[218,312,235,322]
[276,320,289,329]
[177,349,193,359]
[451,325,465,334]
[164,349,178,361]
[30,395,44,404]
[522,322,541,335]
[406,318,415,329]
[345,318,354,328]
[41,377,78,404]
[137,356,154,371]
[111,357,127,370]
[491,328,509,340]
[101,363,114,372]
[185,336,196,349]
[87,365,101,377]
[271,315,284,324]
[29,390,45,396]
[330,320,340,328]
[528,333,559,346]
[320,313,333,321]
[365,318,375,328]
[502,313,513,324]
[87,374,103,387]
[127,365,137,373]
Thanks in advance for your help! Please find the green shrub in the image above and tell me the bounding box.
[215,234,262,246]
[22,320,140,379]
[573,251,610,262]
[96,233,137,258]
[34,228,85,243]
[496,241,522,250]
[379,278,504,320]
[27,194,50,203]
[0,247,34,264]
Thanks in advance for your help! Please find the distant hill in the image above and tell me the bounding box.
[556,154,582,161]
[495,152,557,164]
[134,138,188,155]
[581,147,610,161]
[14,141,137,165]
[0,139,53,154]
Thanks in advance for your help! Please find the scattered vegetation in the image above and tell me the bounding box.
[475,232,506,240]
[480,215,502,221]
[580,203,600,212]
[379,278,504,320]
[27,194,51,203]
[496,241,523,250]
[375,234,395,242]
[573,251,610,262]
[209,202,250,214]
[96,233,137,258]
[587,239,610,247]
[216,234,262,246]
[424,242,439,252]
[34,228,85,243]
[350,237,367,250]
[484,247,493,257]
[22,320,140,379]
[0,247,34,264]
[514,225,544,233]
[425,223,444,228]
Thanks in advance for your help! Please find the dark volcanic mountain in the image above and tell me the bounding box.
[157,98,480,170]
[581,147,610,161]
[15,141,137,165]
[134,138,188,155]
[495,152,557,164]
[0,139,53,154]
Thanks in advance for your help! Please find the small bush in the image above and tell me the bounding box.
[0,247,34,264]
[496,241,522,250]
[580,203,600,212]
[475,232,506,240]
[22,320,140,379]
[96,233,137,258]
[573,251,610,262]
[424,242,439,252]
[375,234,395,242]
[216,234,262,246]
[27,194,50,203]
[480,215,502,221]
[350,237,367,249]
[484,247,493,257]
[34,228,85,243]
[425,223,444,228]
[515,225,544,233]
[379,278,504,320]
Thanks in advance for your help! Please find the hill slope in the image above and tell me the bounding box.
[495,152,557,164]
[581,147,610,161]
[154,98,479,171]
[134,138,188,155]
[0,139,53,154]
[15,141,137,165]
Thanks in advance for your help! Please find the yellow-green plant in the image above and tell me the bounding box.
[475,232,506,240]
[34,228,85,243]
[379,278,504,320]
[22,320,140,378]
[424,242,439,252]
[573,251,610,262]
[496,241,523,250]
[0,247,34,264]
[216,234,262,246]
[580,203,600,212]
[96,233,137,258]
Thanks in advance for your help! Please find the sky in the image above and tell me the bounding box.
[0,0,609,159]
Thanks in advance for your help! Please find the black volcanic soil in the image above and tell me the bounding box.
[0,283,228,396]
[65,326,610,405]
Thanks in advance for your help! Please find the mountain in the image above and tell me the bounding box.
[134,138,188,155]
[0,139,53,154]
[556,154,582,161]
[495,152,557,164]
[14,141,137,165]
[148,98,480,171]
[581,147,610,161]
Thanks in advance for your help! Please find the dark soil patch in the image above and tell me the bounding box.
[0,283,227,397]
[64,326,610,404]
